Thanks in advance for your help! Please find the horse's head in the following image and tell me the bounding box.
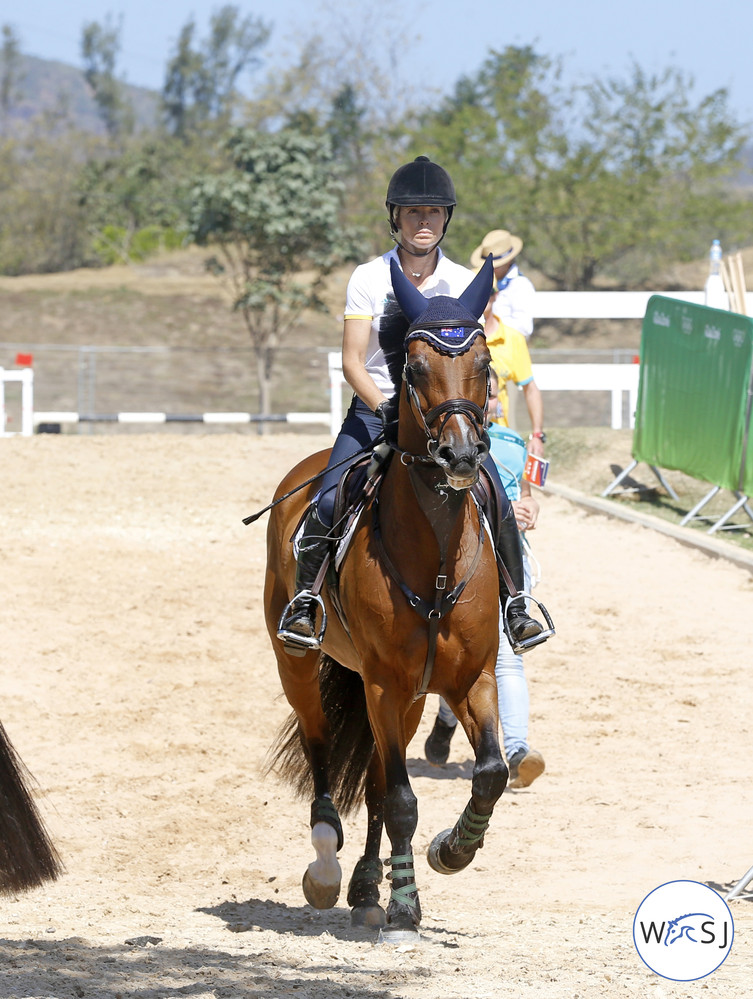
[385,256,494,489]
[664,913,713,946]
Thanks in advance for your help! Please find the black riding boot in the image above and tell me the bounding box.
[495,504,544,650]
[277,506,331,652]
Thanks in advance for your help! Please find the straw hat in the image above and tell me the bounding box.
[469,229,523,270]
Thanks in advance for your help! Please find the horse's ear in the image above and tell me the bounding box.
[389,257,428,323]
[458,254,495,320]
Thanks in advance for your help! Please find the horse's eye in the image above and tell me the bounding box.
[407,360,428,379]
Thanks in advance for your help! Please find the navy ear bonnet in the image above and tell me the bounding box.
[405,296,483,355]
[389,255,494,357]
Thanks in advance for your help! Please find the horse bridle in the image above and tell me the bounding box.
[399,354,491,465]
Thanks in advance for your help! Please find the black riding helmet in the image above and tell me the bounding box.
[386,156,456,252]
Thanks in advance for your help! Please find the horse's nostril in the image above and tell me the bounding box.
[476,441,489,460]
[437,445,455,464]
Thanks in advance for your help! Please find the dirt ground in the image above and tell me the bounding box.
[1,432,753,999]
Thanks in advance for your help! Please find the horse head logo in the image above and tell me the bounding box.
[664,912,713,946]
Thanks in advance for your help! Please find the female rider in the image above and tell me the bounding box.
[277,156,543,652]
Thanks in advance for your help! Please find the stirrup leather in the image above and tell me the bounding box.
[502,592,555,655]
[277,591,327,654]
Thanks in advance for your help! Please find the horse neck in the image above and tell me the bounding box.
[380,458,475,567]
[384,382,479,563]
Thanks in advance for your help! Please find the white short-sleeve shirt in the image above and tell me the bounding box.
[491,264,535,338]
[344,247,475,395]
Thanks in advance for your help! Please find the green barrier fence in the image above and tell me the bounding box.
[633,296,753,493]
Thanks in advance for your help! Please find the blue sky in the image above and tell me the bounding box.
[9,0,753,124]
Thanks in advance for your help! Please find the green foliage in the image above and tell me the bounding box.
[80,16,134,140]
[0,134,92,274]
[0,24,23,121]
[77,135,215,264]
[2,28,752,295]
[162,5,270,140]
[90,224,184,265]
[188,126,360,411]
[417,47,751,288]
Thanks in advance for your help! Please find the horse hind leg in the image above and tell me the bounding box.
[347,754,386,928]
[265,680,344,910]
[269,654,375,911]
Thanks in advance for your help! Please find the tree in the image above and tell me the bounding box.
[76,136,205,264]
[414,48,751,289]
[188,127,359,420]
[162,5,270,140]
[243,5,429,252]
[0,130,93,274]
[0,24,24,128]
[81,15,134,140]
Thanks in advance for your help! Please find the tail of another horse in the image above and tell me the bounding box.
[266,656,374,817]
[0,721,63,893]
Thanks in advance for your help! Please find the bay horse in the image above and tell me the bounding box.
[263,256,508,938]
[0,719,62,893]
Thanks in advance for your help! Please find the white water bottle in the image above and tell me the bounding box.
[704,238,727,309]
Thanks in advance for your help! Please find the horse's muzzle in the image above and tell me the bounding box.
[430,436,489,490]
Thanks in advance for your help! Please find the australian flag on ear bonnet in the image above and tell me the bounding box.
[389,255,494,356]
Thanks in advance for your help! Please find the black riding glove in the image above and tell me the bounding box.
[375,401,390,430]
[375,400,398,444]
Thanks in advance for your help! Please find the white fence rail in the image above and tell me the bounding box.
[324,290,729,435]
[328,354,640,434]
[4,290,733,436]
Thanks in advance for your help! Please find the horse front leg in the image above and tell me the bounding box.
[427,670,507,875]
[368,696,425,939]
[347,753,386,928]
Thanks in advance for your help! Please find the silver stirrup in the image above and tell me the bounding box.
[277,591,327,656]
[502,592,555,655]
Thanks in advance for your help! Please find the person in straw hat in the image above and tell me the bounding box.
[470,229,535,339]
[424,365,546,787]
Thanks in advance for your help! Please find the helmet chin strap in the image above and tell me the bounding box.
[388,205,450,260]
[391,232,445,258]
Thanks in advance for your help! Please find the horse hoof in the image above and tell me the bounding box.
[302,867,341,909]
[351,904,386,929]
[377,926,421,946]
[427,829,458,875]
[302,822,341,909]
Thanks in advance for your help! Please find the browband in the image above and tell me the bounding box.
[405,324,485,356]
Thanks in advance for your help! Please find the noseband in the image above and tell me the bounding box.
[402,363,490,461]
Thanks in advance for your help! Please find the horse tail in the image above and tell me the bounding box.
[265,655,374,817]
[0,721,63,893]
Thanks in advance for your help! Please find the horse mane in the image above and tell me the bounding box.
[377,294,410,423]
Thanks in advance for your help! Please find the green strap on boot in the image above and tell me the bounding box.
[387,853,418,912]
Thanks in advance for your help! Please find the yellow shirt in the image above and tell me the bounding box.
[486,321,534,426]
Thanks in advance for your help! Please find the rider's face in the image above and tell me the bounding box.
[395,205,447,253]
